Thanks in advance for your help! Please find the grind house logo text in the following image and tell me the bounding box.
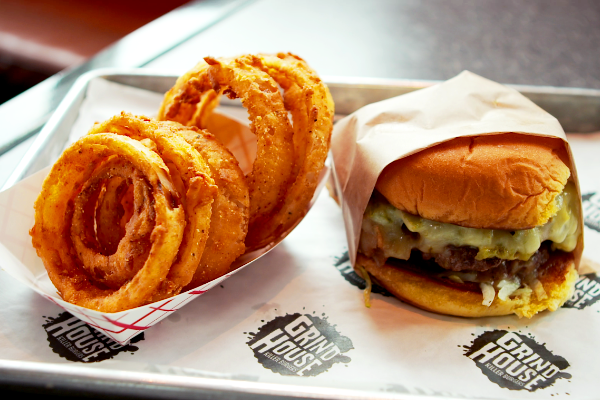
[563,273,600,310]
[247,313,353,376]
[564,193,600,310]
[582,192,600,233]
[464,330,571,391]
[44,312,143,362]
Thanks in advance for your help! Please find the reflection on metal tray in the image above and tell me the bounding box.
[104,71,600,133]
[4,68,600,191]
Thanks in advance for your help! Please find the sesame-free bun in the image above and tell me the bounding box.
[376,133,571,230]
[356,252,577,318]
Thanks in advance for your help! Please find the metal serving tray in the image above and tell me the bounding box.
[1,70,600,400]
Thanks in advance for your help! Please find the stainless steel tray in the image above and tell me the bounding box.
[2,70,600,400]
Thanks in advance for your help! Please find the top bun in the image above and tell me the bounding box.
[375,133,570,230]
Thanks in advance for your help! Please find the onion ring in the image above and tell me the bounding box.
[158,53,334,249]
[87,114,218,300]
[31,133,186,312]
[244,53,334,248]
[94,176,133,255]
[175,127,249,289]
[71,157,155,289]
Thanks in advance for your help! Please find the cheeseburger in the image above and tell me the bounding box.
[356,133,581,318]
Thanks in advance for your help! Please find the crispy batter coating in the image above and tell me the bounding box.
[176,128,249,288]
[88,114,218,300]
[91,114,249,291]
[158,53,334,249]
[71,157,155,289]
[30,113,251,312]
[31,133,186,312]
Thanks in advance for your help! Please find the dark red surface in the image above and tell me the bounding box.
[0,0,190,103]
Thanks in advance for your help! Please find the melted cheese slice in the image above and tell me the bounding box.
[360,182,580,262]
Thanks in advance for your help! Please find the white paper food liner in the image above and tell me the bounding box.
[0,76,313,345]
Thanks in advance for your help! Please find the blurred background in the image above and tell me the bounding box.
[4,0,599,106]
[0,0,189,104]
[1,0,598,166]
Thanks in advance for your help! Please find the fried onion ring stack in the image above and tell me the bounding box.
[31,53,332,312]
[158,53,335,249]
[31,114,249,312]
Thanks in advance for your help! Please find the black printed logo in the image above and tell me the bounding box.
[334,251,391,297]
[464,330,571,391]
[582,192,600,233]
[246,313,353,376]
[44,312,143,362]
[563,273,600,309]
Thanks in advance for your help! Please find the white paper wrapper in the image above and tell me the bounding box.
[330,70,583,267]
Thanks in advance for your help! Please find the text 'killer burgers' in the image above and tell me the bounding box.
[356,133,581,318]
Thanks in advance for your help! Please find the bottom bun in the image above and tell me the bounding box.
[356,252,578,318]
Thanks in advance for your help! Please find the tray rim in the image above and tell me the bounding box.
[4,67,600,191]
[0,358,452,400]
